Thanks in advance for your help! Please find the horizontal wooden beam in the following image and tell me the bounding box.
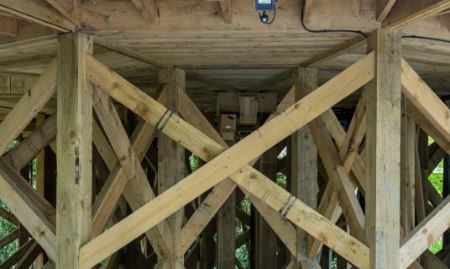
[79,52,375,268]
[0,0,75,32]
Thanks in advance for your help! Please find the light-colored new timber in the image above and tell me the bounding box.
[56,32,93,268]
[364,28,402,269]
[79,52,374,268]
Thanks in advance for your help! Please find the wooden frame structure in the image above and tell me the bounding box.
[0,0,448,268]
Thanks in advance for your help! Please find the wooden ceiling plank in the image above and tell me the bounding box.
[0,0,75,32]
[0,15,16,36]
[383,0,450,30]
[46,0,80,25]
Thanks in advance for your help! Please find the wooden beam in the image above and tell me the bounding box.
[0,0,75,32]
[156,68,185,266]
[401,97,416,234]
[290,67,320,268]
[92,86,174,256]
[365,28,402,268]
[0,160,55,260]
[307,101,367,257]
[219,0,232,24]
[79,52,374,268]
[0,228,18,249]
[302,35,367,67]
[233,168,369,269]
[34,114,45,269]
[0,207,18,226]
[15,240,42,269]
[0,15,16,36]
[400,196,450,268]
[377,0,398,22]
[46,0,80,25]
[309,118,366,240]
[0,59,56,155]
[130,0,158,24]
[383,0,450,30]
[0,239,36,269]
[245,70,291,93]
[217,190,235,269]
[187,70,240,93]
[179,86,296,255]
[401,58,450,153]
[91,88,168,240]
[56,32,93,268]
[253,147,282,267]
[4,114,56,171]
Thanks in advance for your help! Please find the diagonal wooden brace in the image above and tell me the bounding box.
[79,51,375,268]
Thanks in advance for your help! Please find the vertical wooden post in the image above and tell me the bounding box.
[290,67,319,268]
[444,152,449,246]
[34,114,45,269]
[158,68,186,268]
[217,115,236,269]
[401,97,416,234]
[254,146,278,268]
[56,32,93,268]
[217,192,236,268]
[365,28,402,269]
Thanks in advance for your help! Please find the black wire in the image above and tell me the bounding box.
[300,0,450,43]
[300,0,367,37]
[402,35,450,44]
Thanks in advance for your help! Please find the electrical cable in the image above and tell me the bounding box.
[300,0,450,43]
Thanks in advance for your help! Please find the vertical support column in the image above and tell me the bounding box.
[365,28,402,269]
[158,68,186,268]
[443,139,449,246]
[401,98,415,234]
[254,146,278,268]
[217,193,236,268]
[217,121,236,269]
[290,67,319,268]
[34,114,45,269]
[56,32,93,268]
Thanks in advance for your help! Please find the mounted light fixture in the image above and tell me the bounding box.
[255,0,277,24]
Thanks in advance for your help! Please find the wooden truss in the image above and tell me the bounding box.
[0,27,449,269]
